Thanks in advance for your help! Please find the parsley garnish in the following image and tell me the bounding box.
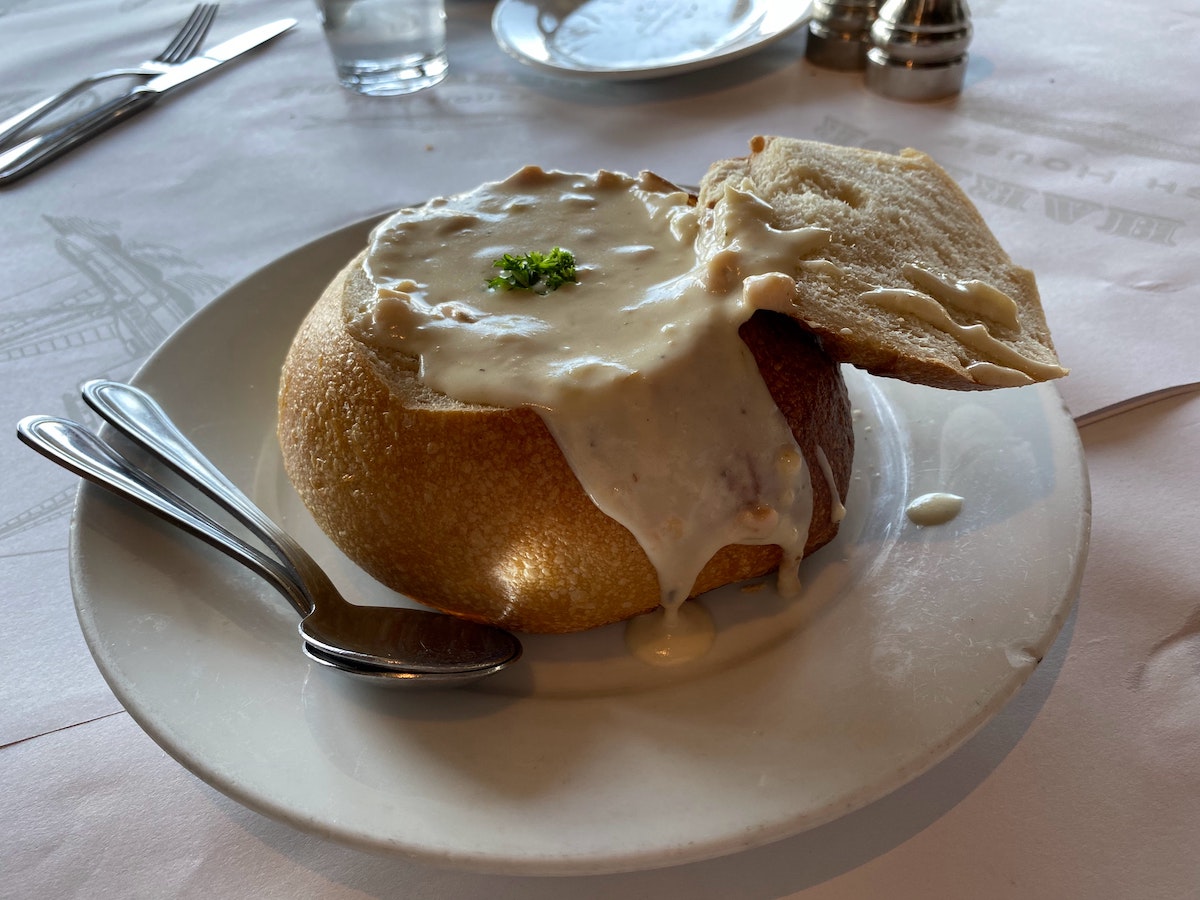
[487,248,577,293]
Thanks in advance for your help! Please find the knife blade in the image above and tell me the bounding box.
[0,18,296,186]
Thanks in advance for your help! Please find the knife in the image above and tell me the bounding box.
[0,18,296,186]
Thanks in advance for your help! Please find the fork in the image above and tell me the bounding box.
[0,3,218,151]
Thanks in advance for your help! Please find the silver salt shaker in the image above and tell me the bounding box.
[865,0,973,100]
[805,0,881,70]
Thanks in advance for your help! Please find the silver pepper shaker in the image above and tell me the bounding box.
[865,0,973,101]
[805,0,881,70]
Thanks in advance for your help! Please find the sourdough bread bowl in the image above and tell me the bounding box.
[278,254,853,634]
[278,137,1064,635]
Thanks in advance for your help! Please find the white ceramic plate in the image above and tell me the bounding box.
[492,0,812,80]
[70,218,1090,876]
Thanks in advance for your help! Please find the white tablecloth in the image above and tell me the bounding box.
[3,1,1198,896]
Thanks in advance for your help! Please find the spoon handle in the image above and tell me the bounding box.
[16,415,309,617]
[81,380,329,612]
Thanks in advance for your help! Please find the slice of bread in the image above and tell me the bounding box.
[698,136,1066,390]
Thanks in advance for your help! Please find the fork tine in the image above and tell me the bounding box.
[155,4,219,65]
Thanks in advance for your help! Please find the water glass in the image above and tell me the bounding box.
[316,0,448,96]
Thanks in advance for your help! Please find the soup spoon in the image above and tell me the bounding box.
[18,389,522,686]
[18,412,522,686]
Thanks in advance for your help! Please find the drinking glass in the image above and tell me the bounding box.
[317,0,448,96]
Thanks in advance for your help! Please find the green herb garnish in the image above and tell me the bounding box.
[487,248,577,293]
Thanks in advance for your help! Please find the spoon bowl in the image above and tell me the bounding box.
[303,641,515,687]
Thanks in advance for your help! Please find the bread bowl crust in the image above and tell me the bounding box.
[278,254,853,634]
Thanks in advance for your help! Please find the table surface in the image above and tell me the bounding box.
[3,1,1198,897]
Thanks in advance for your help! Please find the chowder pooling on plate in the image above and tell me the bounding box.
[905,492,964,526]
[346,166,1041,664]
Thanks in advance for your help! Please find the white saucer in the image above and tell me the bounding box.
[492,0,813,80]
[69,217,1089,875]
